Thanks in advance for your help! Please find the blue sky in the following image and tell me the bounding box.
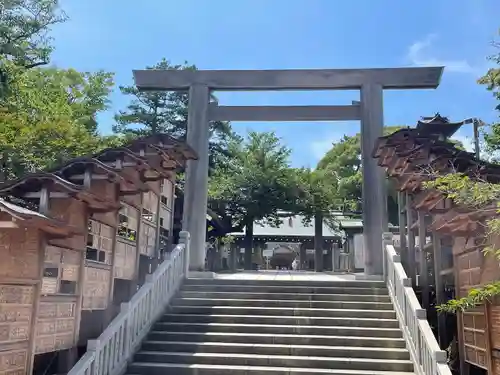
[51,0,500,167]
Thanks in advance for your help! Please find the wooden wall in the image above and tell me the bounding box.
[453,234,500,373]
[0,173,176,374]
[0,226,41,375]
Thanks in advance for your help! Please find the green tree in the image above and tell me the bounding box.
[8,66,114,133]
[113,58,235,169]
[293,168,339,271]
[0,0,66,68]
[0,63,114,179]
[423,173,500,313]
[480,34,500,152]
[317,126,403,223]
[209,131,297,269]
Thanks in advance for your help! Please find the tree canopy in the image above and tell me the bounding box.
[208,131,298,267]
[113,59,236,170]
[0,62,114,179]
[480,35,500,152]
[0,0,66,69]
[316,126,403,222]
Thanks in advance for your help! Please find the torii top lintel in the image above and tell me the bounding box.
[133,67,444,91]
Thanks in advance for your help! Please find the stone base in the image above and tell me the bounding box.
[188,271,217,279]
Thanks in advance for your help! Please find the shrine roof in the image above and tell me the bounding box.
[229,213,343,238]
[93,147,148,164]
[416,113,464,139]
[0,133,194,207]
[0,172,85,195]
[125,134,198,160]
[0,198,83,237]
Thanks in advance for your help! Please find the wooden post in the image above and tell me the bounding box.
[453,249,466,375]
[397,191,408,270]
[417,211,429,309]
[105,183,121,325]
[154,181,162,266]
[405,193,417,286]
[131,184,144,295]
[39,184,49,215]
[432,233,447,348]
[27,236,47,374]
[314,213,324,272]
[299,242,307,270]
[230,244,238,272]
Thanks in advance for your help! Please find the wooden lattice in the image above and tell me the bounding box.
[114,240,136,280]
[34,300,76,354]
[141,191,158,223]
[82,267,110,310]
[0,349,28,375]
[87,219,113,265]
[463,307,488,369]
[139,222,156,257]
[41,245,81,295]
[117,203,139,242]
[0,285,34,346]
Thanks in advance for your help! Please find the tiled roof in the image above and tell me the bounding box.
[230,214,343,238]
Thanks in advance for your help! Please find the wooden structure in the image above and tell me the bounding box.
[0,134,196,375]
[372,114,500,374]
[135,67,444,275]
[229,214,342,271]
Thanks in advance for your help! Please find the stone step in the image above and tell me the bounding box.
[141,341,410,360]
[153,322,402,338]
[160,313,400,328]
[184,278,386,289]
[182,284,389,295]
[172,297,394,310]
[170,305,397,319]
[127,362,415,375]
[179,291,391,302]
[147,331,407,348]
[132,352,414,372]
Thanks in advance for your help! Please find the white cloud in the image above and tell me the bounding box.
[407,34,478,74]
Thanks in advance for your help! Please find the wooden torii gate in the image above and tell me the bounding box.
[133,67,444,275]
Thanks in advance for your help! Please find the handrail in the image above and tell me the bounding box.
[68,231,191,375]
[382,232,452,375]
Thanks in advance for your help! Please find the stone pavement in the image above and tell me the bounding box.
[214,270,358,281]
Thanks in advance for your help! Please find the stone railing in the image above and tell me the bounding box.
[67,231,190,375]
[383,232,452,375]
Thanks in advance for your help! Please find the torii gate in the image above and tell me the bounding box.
[133,67,443,275]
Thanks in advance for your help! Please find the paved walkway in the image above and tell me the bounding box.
[214,270,358,281]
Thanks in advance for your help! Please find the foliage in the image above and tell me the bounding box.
[221,235,235,245]
[209,131,296,226]
[316,126,403,220]
[424,173,500,313]
[7,65,113,133]
[113,58,236,169]
[293,167,339,221]
[480,33,500,152]
[0,62,114,178]
[0,0,67,69]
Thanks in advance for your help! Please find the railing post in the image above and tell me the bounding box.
[382,232,393,281]
[179,231,190,277]
[121,302,131,359]
[87,339,100,374]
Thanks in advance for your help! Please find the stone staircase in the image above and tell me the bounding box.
[125,277,414,374]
